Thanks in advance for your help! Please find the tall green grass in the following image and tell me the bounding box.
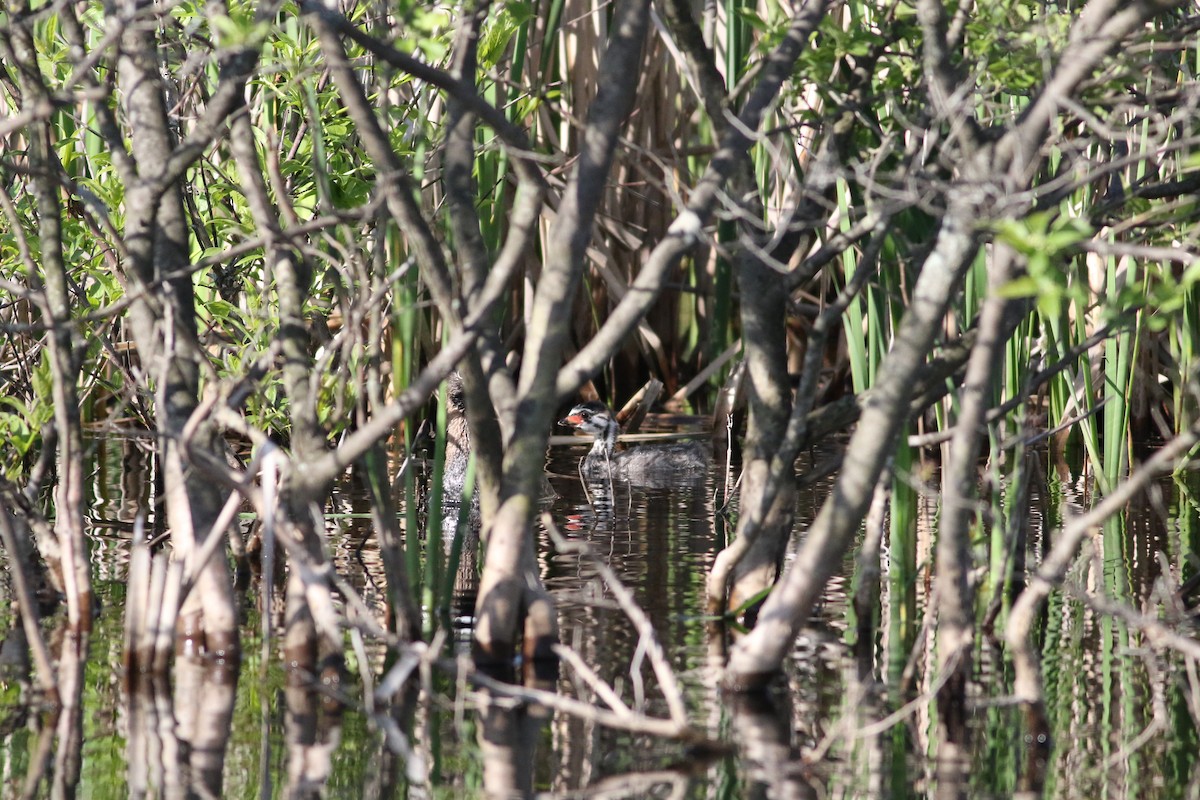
[838,179,871,394]
[1101,253,1136,492]
[887,436,917,690]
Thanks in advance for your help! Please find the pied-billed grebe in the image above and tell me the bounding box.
[559,401,709,481]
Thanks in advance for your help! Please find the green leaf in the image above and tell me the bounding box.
[996,275,1041,299]
[211,11,269,48]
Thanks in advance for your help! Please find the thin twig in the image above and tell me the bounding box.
[465,665,696,740]
[0,508,57,701]
[553,644,635,716]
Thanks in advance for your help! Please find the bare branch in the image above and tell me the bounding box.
[1005,416,1200,704]
[1001,0,1185,182]
[557,0,831,398]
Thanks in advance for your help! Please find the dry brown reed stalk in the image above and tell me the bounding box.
[534,2,718,398]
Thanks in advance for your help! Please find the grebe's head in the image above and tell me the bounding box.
[559,401,615,438]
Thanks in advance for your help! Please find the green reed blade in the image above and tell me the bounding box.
[838,179,869,393]
[888,432,917,689]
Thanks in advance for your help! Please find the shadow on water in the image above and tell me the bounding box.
[0,436,1197,796]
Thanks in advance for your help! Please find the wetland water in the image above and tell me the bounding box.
[0,436,1196,797]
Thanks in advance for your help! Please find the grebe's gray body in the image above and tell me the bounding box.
[559,401,709,481]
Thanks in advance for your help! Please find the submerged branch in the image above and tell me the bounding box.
[545,513,689,728]
[464,664,699,741]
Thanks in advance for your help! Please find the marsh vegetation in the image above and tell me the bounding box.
[2,0,1200,796]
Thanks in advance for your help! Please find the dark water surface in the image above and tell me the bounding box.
[0,437,1197,797]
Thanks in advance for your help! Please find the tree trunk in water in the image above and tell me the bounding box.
[3,8,93,631]
[275,252,345,667]
[932,249,1016,796]
[724,202,980,688]
[474,493,540,671]
[116,0,237,657]
[725,254,796,617]
[474,0,652,665]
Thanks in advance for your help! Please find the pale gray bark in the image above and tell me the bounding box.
[305,0,564,663]
[647,0,834,619]
[710,222,890,615]
[443,0,507,521]
[50,632,87,795]
[724,0,1185,693]
[115,0,239,656]
[720,253,796,615]
[725,200,981,688]
[556,0,832,399]
[922,0,1183,787]
[475,0,652,665]
[3,2,92,632]
[931,247,1016,790]
[174,658,237,796]
[274,249,345,665]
